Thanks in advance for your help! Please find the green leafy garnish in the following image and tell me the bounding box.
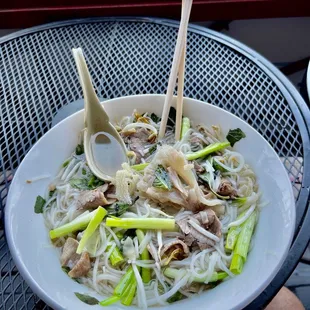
[49,189,56,197]
[62,159,70,168]
[167,291,185,303]
[34,195,46,214]
[82,168,87,175]
[150,113,161,123]
[88,175,104,188]
[153,165,172,190]
[69,178,89,190]
[106,202,130,217]
[213,160,228,172]
[226,128,246,147]
[76,144,84,155]
[61,266,70,274]
[74,292,99,305]
[148,145,157,155]
[70,176,104,190]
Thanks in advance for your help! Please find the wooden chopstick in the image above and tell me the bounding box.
[158,0,193,139]
[175,44,186,141]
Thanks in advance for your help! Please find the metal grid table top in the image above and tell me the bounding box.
[0,17,309,310]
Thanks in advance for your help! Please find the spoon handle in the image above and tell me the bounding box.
[72,48,109,127]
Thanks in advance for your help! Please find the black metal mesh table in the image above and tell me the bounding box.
[0,17,310,310]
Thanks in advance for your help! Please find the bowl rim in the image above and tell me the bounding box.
[5,93,296,310]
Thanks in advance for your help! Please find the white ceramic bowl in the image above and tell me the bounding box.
[5,94,295,310]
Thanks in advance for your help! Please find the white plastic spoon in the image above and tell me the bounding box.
[72,48,128,181]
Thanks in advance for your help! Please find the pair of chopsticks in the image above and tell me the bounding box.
[158,0,193,140]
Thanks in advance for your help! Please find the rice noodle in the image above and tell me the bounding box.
[41,110,260,309]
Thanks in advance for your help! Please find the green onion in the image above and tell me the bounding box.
[164,267,227,283]
[106,218,175,230]
[77,207,107,254]
[230,253,244,274]
[186,142,230,161]
[99,295,120,306]
[114,267,134,296]
[225,210,246,251]
[62,159,70,168]
[136,229,151,283]
[181,117,190,138]
[120,280,137,306]
[234,211,257,260]
[107,245,125,266]
[229,211,257,274]
[50,209,97,239]
[131,163,149,171]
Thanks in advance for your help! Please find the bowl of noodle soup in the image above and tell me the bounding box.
[5,94,295,310]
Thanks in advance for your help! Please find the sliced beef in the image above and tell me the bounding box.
[160,239,189,266]
[122,128,150,164]
[68,252,91,278]
[76,184,115,210]
[60,237,91,278]
[217,179,237,198]
[177,209,222,250]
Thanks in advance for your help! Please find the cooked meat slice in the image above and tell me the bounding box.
[217,179,237,198]
[177,209,222,250]
[60,237,80,266]
[193,209,221,238]
[122,128,150,164]
[61,238,91,278]
[76,184,114,210]
[137,145,222,213]
[160,239,189,265]
[194,161,205,174]
[68,252,91,278]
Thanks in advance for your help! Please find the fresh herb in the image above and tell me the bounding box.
[106,202,130,217]
[167,107,176,126]
[34,195,46,214]
[153,165,172,190]
[167,291,184,303]
[148,145,157,155]
[70,176,104,190]
[226,128,246,147]
[62,159,70,168]
[198,172,212,185]
[74,292,99,305]
[69,178,89,190]
[213,160,228,173]
[49,189,56,197]
[150,113,161,123]
[62,266,70,274]
[122,229,136,241]
[82,168,87,175]
[88,174,104,188]
[75,144,84,155]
